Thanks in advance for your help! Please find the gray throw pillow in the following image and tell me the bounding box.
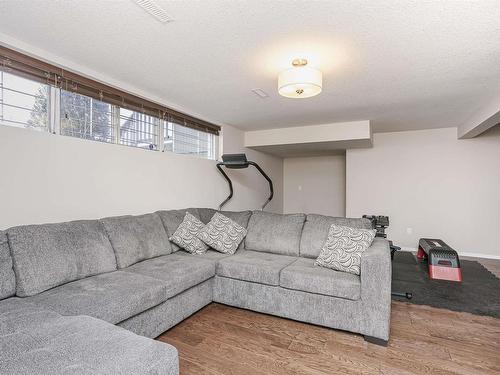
[315,224,376,275]
[197,213,247,255]
[169,212,209,254]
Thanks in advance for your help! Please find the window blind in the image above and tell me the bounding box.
[0,45,220,136]
[164,120,217,159]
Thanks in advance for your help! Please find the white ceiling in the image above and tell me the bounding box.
[0,0,499,133]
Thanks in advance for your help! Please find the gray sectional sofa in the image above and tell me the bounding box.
[0,208,392,374]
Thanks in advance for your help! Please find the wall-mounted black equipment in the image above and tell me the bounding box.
[216,153,274,211]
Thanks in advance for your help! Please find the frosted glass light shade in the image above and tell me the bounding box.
[278,66,322,98]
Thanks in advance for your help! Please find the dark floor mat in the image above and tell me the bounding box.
[391,251,500,318]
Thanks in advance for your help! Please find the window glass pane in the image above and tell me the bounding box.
[0,71,49,131]
[163,122,174,153]
[60,90,115,143]
[119,108,158,150]
[164,121,216,159]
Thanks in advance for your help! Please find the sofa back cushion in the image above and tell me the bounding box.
[0,231,16,300]
[198,208,217,225]
[101,213,171,268]
[7,220,117,297]
[156,208,200,252]
[199,208,252,228]
[245,211,305,256]
[300,214,373,259]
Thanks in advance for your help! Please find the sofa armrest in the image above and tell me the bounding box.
[360,238,392,306]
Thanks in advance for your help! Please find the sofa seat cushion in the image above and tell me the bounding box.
[300,214,373,259]
[177,249,233,264]
[1,317,179,375]
[280,258,361,300]
[216,250,297,286]
[27,271,168,324]
[156,208,201,252]
[101,213,171,268]
[123,253,215,299]
[7,220,117,297]
[0,231,15,300]
[245,211,305,256]
[0,299,178,375]
[0,297,62,335]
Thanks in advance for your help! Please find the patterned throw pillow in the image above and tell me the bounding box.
[169,212,209,254]
[315,224,376,275]
[197,212,247,255]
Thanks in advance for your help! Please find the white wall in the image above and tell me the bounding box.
[0,124,283,230]
[283,155,345,216]
[0,38,283,230]
[346,126,500,258]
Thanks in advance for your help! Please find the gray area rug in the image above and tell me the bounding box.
[391,251,500,318]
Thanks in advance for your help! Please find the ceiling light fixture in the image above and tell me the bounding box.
[278,59,322,99]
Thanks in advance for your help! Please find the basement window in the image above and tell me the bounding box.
[119,108,159,150]
[0,71,219,159]
[60,90,115,144]
[164,121,217,159]
[0,71,49,132]
[0,72,219,160]
[0,46,220,160]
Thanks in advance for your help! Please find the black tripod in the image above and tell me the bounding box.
[363,215,412,300]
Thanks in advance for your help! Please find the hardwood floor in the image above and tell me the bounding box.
[158,302,500,375]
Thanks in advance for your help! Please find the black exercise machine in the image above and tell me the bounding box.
[216,153,274,211]
[363,215,413,300]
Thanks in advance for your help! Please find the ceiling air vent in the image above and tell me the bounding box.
[252,89,269,99]
[133,0,174,23]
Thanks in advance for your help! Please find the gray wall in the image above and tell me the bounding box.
[0,124,283,229]
[283,155,346,216]
[346,126,500,258]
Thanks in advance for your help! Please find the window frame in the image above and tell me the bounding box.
[0,72,219,160]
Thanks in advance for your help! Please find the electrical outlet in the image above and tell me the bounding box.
[406,227,413,235]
